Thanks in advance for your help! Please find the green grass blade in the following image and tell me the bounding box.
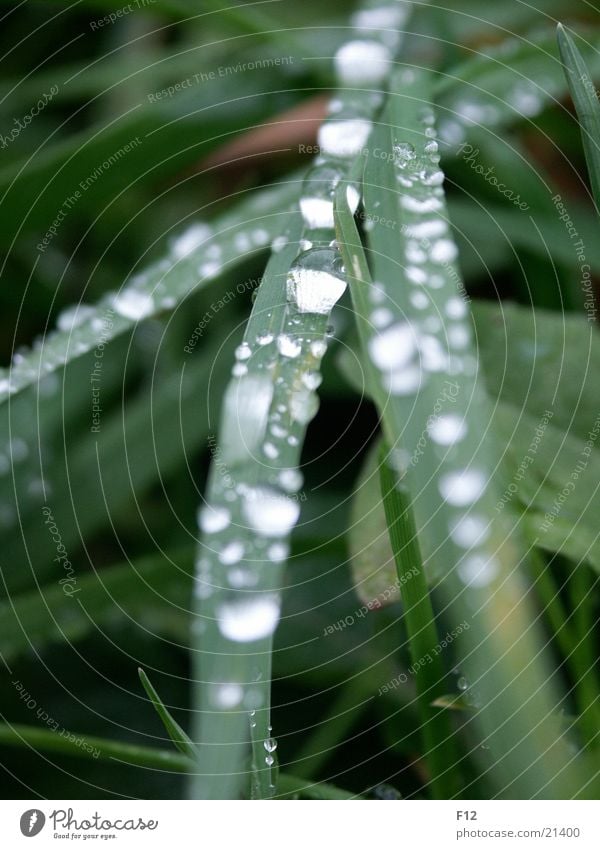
[0,179,295,405]
[190,2,407,799]
[138,668,196,761]
[0,722,191,772]
[557,24,600,211]
[0,722,354,798]
[335,66,596,798]
[379,447,461,798]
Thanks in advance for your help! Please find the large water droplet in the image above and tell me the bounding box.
[334,39,391,86]
[242,486,300,536]
[318,118,372,159]
[287,248,347,315]
[217,595,280,642]
[112,290,154,321]
[439,469,487,506]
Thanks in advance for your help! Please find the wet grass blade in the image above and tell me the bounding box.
[0,723,353,798]
[0,179,295,404]
[190,2,406,799]
[379,447,461,798]
[138,668,196,760]
[335,67,597,798]
[557,23,600,211]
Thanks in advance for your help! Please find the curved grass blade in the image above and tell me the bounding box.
[138,668,195,760]
[379,447,461,798]
[190,1,409,799]
[335,67,597,798]
[0,179,296,405]
[0,722,354,798]
[557,24,600,212]
[436,26,600,144]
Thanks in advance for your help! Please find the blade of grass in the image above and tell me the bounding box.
[0,722,353,798]
[190,2,406,799]
[0,178,296,404]
[138,668,196,760]
[557,24,600,211]
[335,67,597,798]
[379,446,461,798]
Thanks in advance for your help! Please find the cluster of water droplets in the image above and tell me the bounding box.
[365,95,501,591]
[193,1,404,792]
[0,212,282,404]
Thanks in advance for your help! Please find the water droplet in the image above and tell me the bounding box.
[235,342,252,361]
[310,339,327,358]
[317,118,372,159]
[171,223,211,259]
[428,413,467,446]
[439,469,487,506]
[267,542,289,563]
[279,468,303,492]
[198,504,231,533]
[263,442,279,460]
[57,304,95,332]
[445,297,468,319]
[277,334,302,358]
[449,514,490,548]
[264,737,278,753]
[219,540,245,565]
[369,323,415,370]
[287,248,347,315]
[217,595,280,642]
[211,682,244,708]
[457,554,499,588]
[334,39,391,86]
[242,486,300,536]
[430,239,458,264]
[112,290,154,321]
[394,142,416,168]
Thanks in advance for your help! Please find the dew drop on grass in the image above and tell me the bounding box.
[387,366,422,395]
[198,504,231,534]
[369,323,415,370]
[171,223,211,259]
[277,334,302,358]
[310,339,327,358]
[290,385,320,424]
[430,239,458,264]
[428,413,467,445]
[299,163,360,230]
[219,540,245,565]
[287,248,347,314]
[242,486,300,537]
[217,595,280,642]
[446,297,468,319]
[220,374,274,464]
[263,442,279,460]
[211,683,244,709]
[279,468,303,492]
[112,290,154,321]
[235,342,252,361]
[439,469,487,506]
[267,542,289,563]
[334,39,391,86]
[317,118,372,159]
[457,554,499,588]
[57,304,95,332]
[449,514,490,548]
